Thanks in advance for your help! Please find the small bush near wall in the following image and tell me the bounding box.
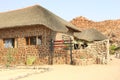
[110,45,117,55]
[5,49,17,67]
[26,56,36,66]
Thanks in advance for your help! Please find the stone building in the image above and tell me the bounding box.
[0,5,80,65]
[74,28,109,64]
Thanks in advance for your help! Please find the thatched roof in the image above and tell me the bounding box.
[74,28,107,41]
[0,5,80,32]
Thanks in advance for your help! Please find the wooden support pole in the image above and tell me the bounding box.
[70,37,73,65]
[106,39,110,64]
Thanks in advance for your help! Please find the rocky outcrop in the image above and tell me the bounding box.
[70,16,120,44]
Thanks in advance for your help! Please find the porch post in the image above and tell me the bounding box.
[49,39,54,65]
[106,39,110,64]
[70,37,73,65]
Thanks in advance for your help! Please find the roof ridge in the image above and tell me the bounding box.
[0,4,41,14]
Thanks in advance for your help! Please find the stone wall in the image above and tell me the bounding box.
[0,25,85,66]
[53,50,95,65]
[0,25,99,66]
[72,50,95,65]
[50,39,109,65]
[53,50,69,64]
[0,25,52,65]
[84,39,109,64]
[61,39,109,65]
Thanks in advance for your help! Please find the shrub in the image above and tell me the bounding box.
[110,45,117,50]
[6,49,15,67]
[26,56,36,66]
[109,45,117,55]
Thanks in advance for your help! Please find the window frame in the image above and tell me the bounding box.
[26,36,42,46]
[3,38,15,48]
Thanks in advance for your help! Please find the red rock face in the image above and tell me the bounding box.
[70,16,120,43]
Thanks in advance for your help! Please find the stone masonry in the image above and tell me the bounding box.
[0,25,97,66]
[0,25,52,65]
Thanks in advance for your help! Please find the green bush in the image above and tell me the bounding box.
[26,56,36,66]
[110,45,117,50]
[109,45,117,55]
[6,49,15,67]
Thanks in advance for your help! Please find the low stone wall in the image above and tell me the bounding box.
[73,58,95,66]
[80,39,109,64]
[0,46,50,66]
[53,50,95,65]
[72,50,95,65]
[53,50,69,64]
[0,48,96,66]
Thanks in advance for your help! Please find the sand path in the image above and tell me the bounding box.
[0,56,120,80]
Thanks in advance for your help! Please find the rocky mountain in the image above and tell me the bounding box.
[70,16,120,44]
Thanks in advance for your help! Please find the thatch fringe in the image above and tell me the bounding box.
[0,5,80,32]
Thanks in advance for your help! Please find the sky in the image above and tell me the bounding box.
[0,0,120,21]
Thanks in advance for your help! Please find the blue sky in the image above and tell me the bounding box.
[0,0,120,21]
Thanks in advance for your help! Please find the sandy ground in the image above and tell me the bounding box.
[0,55,120,80]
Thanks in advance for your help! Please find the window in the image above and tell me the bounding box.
[4,38,15,48]
[26,36,42,45]
[37,36,42,45]
[74,44,79,50]
[26,36,36,45]
[81,41,88,49]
